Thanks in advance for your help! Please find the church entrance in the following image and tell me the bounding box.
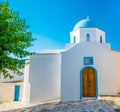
[82,68,96,97]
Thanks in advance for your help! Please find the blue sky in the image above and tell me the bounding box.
[7,0,120,52]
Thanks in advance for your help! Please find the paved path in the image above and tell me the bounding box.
[1,96,120,112]
[101,96,120,112]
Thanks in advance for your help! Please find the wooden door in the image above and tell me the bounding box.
[82,68,96,97]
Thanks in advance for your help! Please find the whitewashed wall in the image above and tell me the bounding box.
[114,51,120,93]
[0,69,24,83]
[29,53,61,104]
[70,29,80,43]
[61,42,117,101]
[70,28,105,44]
[22,60,30,104]
[96,28,105,43]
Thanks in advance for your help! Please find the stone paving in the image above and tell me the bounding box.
[1,99,115,112]
[1,96,120,112]
[101,96,120,112]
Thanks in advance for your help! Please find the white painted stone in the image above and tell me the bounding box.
[29,53,61,104]
[22,17,120,104]
[22,60,31,104]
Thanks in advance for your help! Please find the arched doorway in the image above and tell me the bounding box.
[82,68,96,97]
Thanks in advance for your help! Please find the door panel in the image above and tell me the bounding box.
[14,85,20,101]
[82,68,96,97]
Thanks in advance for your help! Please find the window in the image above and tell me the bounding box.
[86,33,90,41]
[74,36,76,43]
[100,36,102,43]
[84,57,94,65]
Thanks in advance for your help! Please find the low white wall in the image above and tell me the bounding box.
[29,53,61,103]
[61,42,117,101]
[114,51,120,93]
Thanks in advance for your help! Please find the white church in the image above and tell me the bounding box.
[22,17,120,104]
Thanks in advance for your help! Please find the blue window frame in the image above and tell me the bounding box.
[86,33,90,41]
[100,36,102,43]
[74,36,76,43]
[84,57,94,65]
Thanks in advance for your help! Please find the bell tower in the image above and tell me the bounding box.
[70,17,106,44]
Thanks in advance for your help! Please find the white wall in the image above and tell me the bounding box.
[114,51,120,93]
[0,69,24,83]
[70,28,105,44]
[70,29,80,44]
[96,28,105,43]
[61,42,117,101]
[80,28,96,42]
[29,53,61,103]
[22,60,31,104]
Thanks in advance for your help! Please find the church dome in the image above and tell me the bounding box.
[73,17,97,31]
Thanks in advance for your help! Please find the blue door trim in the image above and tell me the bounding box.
[14,85,20,101]
[80,66,98,100]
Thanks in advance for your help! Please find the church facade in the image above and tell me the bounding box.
[22,17,120,104]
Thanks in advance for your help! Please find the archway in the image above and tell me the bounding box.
[80,66,98,99]
[82,68,96,97]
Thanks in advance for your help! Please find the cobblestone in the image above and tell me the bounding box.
[1,96,120,112]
